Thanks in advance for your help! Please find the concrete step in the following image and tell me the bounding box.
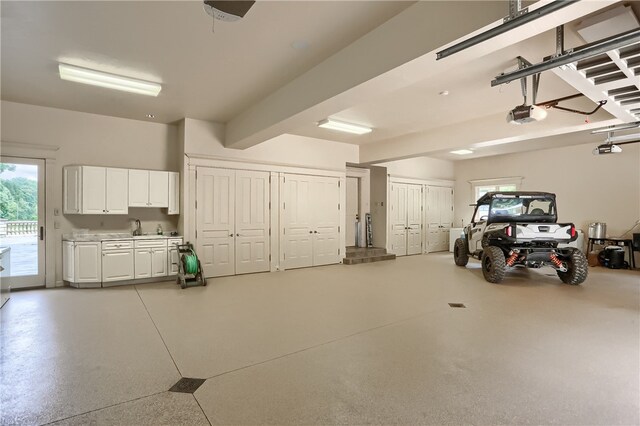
[343,253,396,265]
[345,247,387,258]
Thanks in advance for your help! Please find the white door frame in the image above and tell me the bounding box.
[346,166,370,248]
[1,155,46,288]
[1,142,58,288]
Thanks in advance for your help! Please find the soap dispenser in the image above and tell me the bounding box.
[156,223,163,235]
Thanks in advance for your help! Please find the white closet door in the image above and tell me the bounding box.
[439,187,454,252]
[406,184,423,255]
[426,186,441,253]
[196,168,235,277]
[283,174,314,269]
[389,183,408,256]
[235,170,270,275]
[312,176,340,266]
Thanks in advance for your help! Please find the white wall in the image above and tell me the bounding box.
[377,156,454,181]
[1,101,181,285]
[454,143,640,237]
[184,118,358,171]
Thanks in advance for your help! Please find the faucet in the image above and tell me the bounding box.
[133,219,142,236]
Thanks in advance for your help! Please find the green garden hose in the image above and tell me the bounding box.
[183,250,199,275]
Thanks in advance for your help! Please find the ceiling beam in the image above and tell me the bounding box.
[224,0,617,151]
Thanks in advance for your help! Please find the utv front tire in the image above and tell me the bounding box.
[482,246,506,283]
[557,249,588,285]
[453,238,469,266]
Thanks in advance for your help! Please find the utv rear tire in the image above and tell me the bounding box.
[454,238,469,266]
[482,246,506,283]
[557,249,588,285]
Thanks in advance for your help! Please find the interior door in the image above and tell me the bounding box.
[426,186,441,253]
[235,170,270,274]
[196,167,235,277]
[0,156,46,289]
[389,182,408,256]
[312,176,340,266]
[406,184,423,255]
[345,177,359,247]
[282,174,314,269]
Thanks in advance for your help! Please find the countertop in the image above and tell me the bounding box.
[62,233,183,242]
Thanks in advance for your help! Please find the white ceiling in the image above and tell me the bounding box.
[1,0,413,123]
[2,0,638,163]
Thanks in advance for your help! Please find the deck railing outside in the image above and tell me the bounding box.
[0,220,38,236]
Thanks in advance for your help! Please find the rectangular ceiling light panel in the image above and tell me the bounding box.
[58,64,162,96]
[317,118,372,135]
[450,149,473,155]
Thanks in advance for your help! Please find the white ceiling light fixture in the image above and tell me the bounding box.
[450,149,473,155]
[317,118,372,135]
[58,64,162,97]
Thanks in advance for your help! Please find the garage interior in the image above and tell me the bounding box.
[1,1,639,425]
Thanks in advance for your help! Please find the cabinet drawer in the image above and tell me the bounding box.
[134,239,167,248]
[167,238,183,248]
[102,240,133,250]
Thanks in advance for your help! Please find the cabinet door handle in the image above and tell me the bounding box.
[309,231,313,234]
[236,233,239,237]
[314,230,318,234]
[229,234,233,237]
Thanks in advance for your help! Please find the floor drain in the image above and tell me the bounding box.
[448,303,466,308]
[169,377,206,394]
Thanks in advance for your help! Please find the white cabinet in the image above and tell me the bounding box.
[168,172,180,215]
[64,166,129,215]
[102,240,134,283]
[63,241,102,285]
[134,239,168,279]
[134,249,152,279]
[151,248,168,277]
[129,170,169,208]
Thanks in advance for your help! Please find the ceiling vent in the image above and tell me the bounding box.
[203,1,255,22]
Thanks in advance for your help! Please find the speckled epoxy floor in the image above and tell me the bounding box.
[1,254,638,425]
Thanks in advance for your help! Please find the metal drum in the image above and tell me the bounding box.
[588,222,606,239]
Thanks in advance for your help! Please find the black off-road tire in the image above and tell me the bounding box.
[481,246,506,283]
[453,238,469,266]
[557,249,588,285]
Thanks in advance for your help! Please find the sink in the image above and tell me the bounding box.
[132,235,166,239]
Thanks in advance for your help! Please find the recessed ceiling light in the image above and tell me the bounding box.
[439,90,450,96]
[58,63,162,97]
[450,149,473,155]
[291,40,310,50]
[317,118,372,135]
[146,114,155,119]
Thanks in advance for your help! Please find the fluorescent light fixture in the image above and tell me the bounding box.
[450,149,473,155]
[58,63,161,97]
[317,118,372,135]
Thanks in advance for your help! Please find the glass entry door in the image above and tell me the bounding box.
[0,156,46,289]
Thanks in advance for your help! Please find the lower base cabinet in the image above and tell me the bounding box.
[64,237,183,287]
[63,241,102,284]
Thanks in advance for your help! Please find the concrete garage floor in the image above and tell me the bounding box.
[1,254,638,425]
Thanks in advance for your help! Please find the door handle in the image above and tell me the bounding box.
[229,234,233,237]
[236,234,239,237]
[309,231,313,234]
[314,230,318,233]
[39,226,44,241]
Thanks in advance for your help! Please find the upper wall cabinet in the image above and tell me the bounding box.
[129,170,168,208]
[168,172,179,215]
[63,166,128,215]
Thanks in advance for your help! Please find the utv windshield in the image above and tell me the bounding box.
[488,196,556,223]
